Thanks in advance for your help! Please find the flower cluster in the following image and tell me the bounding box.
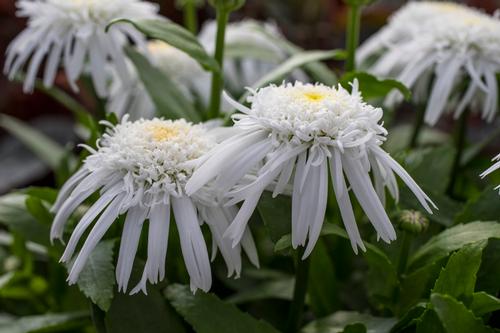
[358,1,500,125]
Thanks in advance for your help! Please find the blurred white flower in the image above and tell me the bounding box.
[107,40,211,119]
[481,154,500,192]
[4,0,159,96]
[186,81,436,258]
[358,2,500,125]
[199,19,307,92]
[51,117,258,294]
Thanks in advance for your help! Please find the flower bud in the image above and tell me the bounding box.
[397,210,429,235]
[208,0,245,12]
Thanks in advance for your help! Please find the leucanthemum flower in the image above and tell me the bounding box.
[199,20,307,93]
[107,40,211,119]
[481,154,500,192]
[4,0,159,96]
[50,117,258,294]
[186,81,437,258]
[357,2,500,125]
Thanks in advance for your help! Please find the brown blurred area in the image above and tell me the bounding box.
[0,0,499,192]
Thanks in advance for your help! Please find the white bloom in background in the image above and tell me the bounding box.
[107,40,211,119]
[358,2,500,126]
[199,19,307,92]
[481,154,500,192]
[186,81,436,258]
[4,0,159,96]
[50,117,258,294]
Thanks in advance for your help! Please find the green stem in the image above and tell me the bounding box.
[447,109,470,197]
[90,303,107,333]
[408,104,426,149]
[286,248,310,333]
[183,0,198,34]
[345,5,362,72]
[396,231,412,278]
[208,8,229,119]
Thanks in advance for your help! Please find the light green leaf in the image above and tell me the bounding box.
[409,222,500,270]
[225,42,283,62]
[70,240,116,311]
[108,19,219,73]
[302,311,396,333]
[340,72,411,101]
[432,240,487,298]
[470,292,500,316]
[226,277,294,304]
[125,47,201,122]
[0,312,89,333]
[0,114,66,170]
[166,284,280,333]
[430,293,498,333]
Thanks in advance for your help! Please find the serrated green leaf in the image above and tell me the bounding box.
[302,311,396,333]
[430,293,498,333]
[390,303,427,333]
[415,309,445,333]
[456,187,500,223]
[470,292,500,316]
[166,284,280,333]
[108,19,219,73]
[432,240,487,299]
[477,239,500,295]
[0,114,66,171]
[0,312,89,333]
[409,222,500,270]
[340,72,411,101]
[70,240,116,311]
[125,47,201,122]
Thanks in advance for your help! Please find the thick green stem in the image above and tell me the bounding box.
[345,5,361,72]
[208,9,229,119]
[396,231,412,278]
[447,109,470,197]
[90,303,107,333]
[183,0,198,34]
[286,248,310,333]
[408,104,426,149]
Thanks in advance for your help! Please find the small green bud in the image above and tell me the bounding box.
[397,210,429,235]
[30,276,48,295]
[208,0,245,12]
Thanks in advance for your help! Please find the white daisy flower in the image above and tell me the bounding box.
[358,2,500,125]
[107,40,211,119]
[199,19,307,92]
[50,117,258,294]
[481,154,500,192]
[4,0,159,96]
[186,81,437,258]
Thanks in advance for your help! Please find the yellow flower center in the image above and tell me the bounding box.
[148,124,181,141]
[302,91,327,102]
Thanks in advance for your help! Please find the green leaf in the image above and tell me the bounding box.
[106,287,186,333]
[456,187,500,223]
[390,303,427,333]
[108,19,219,73]
[0,312,89,333]
[430,293,498,333]
[340,72,411,101]
[125,47,201,122]
[70,240,116,312]
[432,240,487,299]
[165,284,280,333]
[302,311,396,333]
[0,193,50,247]
[409,222,500,270]
[257,192,292,243]
[415,309,445,333]
[308,239,339,316]
[25,196,53,226]
[476,239,500,295]
[225,42,283,62]
[342,323,367,333]
[0,114,66,170]
[226,277,294,304]
[470,292,500,316]
[462,126,500,166]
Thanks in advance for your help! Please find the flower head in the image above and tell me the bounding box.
[107,40,211,119]
[358,1,500,125]
[481,154,500,193]
[186,81,436,258]
[51,117,258,294]
[4,0,159,96]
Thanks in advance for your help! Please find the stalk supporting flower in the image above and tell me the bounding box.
[286,247,310,333]
[4,0,159,96]
[182,0,199,34]
[186,81,437,258]
[408,104,426,149]
[51,117,258,294]
[357,2,500,125]
[345,4,362,72]
[447,109,471,197]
